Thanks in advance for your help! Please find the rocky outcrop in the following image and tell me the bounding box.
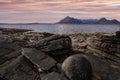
[0,28,120,80]
[27,34,72,56]
[86,31,120,69]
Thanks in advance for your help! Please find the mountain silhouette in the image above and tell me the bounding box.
[57,16,120,24]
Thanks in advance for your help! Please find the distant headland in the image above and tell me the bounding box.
[57,16,120,24]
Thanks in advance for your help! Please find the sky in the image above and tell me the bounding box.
[0,0,120,23]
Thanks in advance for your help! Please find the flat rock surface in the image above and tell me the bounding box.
[22,48,56,71]
[85,54,120,80]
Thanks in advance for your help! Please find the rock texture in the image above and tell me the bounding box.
[0,56,39,80]
[86,32,120,67]
[0,28,120,80]
[85,54,120,80]
[62,54,92,80]
[27,34,72,56]
[22,48,56,71]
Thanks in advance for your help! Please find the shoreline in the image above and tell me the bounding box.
[0,27,119,80]
[0,27,114,34]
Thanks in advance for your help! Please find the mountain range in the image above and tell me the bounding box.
[57,16,120,24]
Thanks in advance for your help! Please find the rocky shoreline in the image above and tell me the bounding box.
[0,28,120,80]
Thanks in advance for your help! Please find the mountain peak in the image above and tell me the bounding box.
[96,18,120,24]
[100,18,107,21]
[57,16,120,24]
[57,16,82,24]
[65,16,72,19]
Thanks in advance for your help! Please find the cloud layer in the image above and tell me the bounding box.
[0,0,120,23]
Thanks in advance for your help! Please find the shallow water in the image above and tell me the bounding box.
[0,24,120,34]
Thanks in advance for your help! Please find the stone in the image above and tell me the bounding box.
[62,54,92,80]
[0,55,38,80]
[116,31,120,38]
[85,54,120,80]
[0,35,26,65]
[40,72,69,80]
[27,34,72,56]
[40,72,60,80]
[22,48,56,71]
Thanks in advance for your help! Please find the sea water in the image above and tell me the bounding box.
[0,24,120,34]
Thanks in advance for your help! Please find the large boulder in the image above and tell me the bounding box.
[0,55,38,80]
[62,54,92,80]
[27,34,72,56]
[22,48,56,71]
[0,35,26,65]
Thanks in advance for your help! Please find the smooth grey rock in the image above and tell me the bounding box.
[85,54,120,80]
[62,54,92,80]
[22,48,56,71]
[28,34,72,56]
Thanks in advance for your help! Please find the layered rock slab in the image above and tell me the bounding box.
[27,34,72,56]
[22,48,56,71]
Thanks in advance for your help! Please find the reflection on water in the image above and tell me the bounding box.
[0,24,120,34]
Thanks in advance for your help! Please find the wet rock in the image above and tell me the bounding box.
[27,34,72,56]
[62,54,92,80]
[22,48,56,71]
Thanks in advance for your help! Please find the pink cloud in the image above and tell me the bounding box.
[0,0,120,23]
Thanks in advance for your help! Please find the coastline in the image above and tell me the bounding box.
[0,28,119,80]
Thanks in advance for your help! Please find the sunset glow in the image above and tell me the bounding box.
[0,0,120,23]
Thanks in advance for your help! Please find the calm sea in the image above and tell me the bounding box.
[0,24,120,34]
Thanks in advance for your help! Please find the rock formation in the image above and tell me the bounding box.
[0,28,120,80]
[26,34,72,56]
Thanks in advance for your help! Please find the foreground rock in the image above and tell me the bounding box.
[85,54,120,80]
[0,56,39,80]
[0,35,27,65]
[27,34,72,56]
[41,72,60,80]
[0,28,120,80]
[22,48,56,71]
[62,54,92,80]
